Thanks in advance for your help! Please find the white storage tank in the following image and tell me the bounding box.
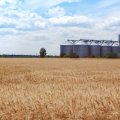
[90,45,101,57]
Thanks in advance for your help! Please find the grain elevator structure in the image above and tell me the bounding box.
[60,35,120,57]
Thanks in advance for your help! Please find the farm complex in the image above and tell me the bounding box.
[60,35,120,57]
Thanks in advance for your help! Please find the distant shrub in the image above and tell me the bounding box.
[104,52,118,58]
[60,53,66,57]
[69,53,79,58]
[64,55,70,58]
[60,53,79,58]
[91,56,96,58]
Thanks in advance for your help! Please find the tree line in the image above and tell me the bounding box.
[0,48,55,58]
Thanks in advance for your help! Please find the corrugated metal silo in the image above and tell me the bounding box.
[79,45,90,57]
[119,35,120,46]
[60,45,66,55]
[65,45,73,55]
[60,45,73,56]
[73,45,81,56]
[101,46,112,56]
[112,46,120,55]
[90,45,101,57]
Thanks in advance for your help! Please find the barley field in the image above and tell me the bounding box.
[0,58,120,120]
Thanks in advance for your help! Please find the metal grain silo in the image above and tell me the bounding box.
[90,45,101,57]
[119,35,120,46]
[60,45,73,56]
[112,46,120,55]
[60,45,66,55]
[73,45,81,56]
[79,45,90,57]
[65,45,73,55]
[101,46,112,56]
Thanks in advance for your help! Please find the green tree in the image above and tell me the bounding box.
[39,48,46,58]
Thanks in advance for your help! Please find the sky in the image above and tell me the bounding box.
[0,0,120,55]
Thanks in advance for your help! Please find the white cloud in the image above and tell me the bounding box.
[21,0,79,10]
[0,7,47,31]
[0,26,118,55]
[0,0,79,11]
[48,6,65,17]
[0,0,16,5]
[0,0,120,55]
[49,15,93,27]
[93,14,120,33]
[99,0,120,8]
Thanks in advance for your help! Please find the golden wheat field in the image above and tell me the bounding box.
[0,58,120,120]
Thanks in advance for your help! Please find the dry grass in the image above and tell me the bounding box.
[0,58,120,120]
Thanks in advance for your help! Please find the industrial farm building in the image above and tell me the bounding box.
[60,35,120,57]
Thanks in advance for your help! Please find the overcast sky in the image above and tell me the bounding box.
[0,0,120,55]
